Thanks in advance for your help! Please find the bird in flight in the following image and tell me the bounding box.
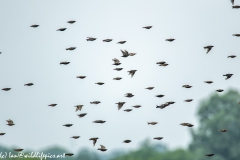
[146,87,154,90]
[123,140,131,143]
[204,45,214,54]
[148,122,158,125]
[121,50,129,57]
[156,94,165,98]
[116,102,125,110]
[14,149,24,152]
[223,74,233,80]
[57,28,67,31]
[86,37,97,41]
[98,145,107,152]
[24,83,34,86]
[184,99,193,102]
[2,88,11,91]
[154,137,163,140]
[205,154,214,157]
[103,39,112,42]
[233,34,240,37]
[216,89,224,92]
[219,129,228,132]
[227,55,236,58]
[48,104,57,107]
[124,109,132,112]
[117,41,126,44]
[204,81,213,84]
[112,58,121,65]
[165,38,175,42]
[0,133,6,136]
[67,20,76,24]
[77,113,87,118]
[89,137,99,146]
[71,136,80,139]
[182,85,192,88]
[143,26,152,29]
[232,5,240,8]
[132,105,141,108]
[63,124,73,127]
[96,82,104,85]
[113,77,122,80]
[65,153,74,156]
[77,76,86,79]
[125,93,134,98]
[128,70,137,78]
[6,119,15,126]
[60,61,70,65]
[114,68,123,71]
[90,101,101,104]
[66,47,76,51]
[75,105,84,112]
[93,120,106,124]
[30,24,39,28]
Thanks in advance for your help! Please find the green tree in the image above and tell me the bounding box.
[189,89,240,160]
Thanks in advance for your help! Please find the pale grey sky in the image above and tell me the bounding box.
[0,0,240,154]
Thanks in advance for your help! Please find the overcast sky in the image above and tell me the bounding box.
[0,0,240,154]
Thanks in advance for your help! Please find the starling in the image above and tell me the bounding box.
[156,61,166,65]
[78,113,87,118]
[48,104,57,107]
[156,104,169,109]
[123,140,131,143]
[114,68,123,71]
[93,120,106,124]
[125,93,134,98]
[121,50,129,57]
[57,28,67,31]
[96,82,104,85]
[205,154,214,157]
[86,37,97,41]
[146,87,154,90]
[0,133,6,136]
[219,129,228,132]
[159,63,168,66]
[184,99,193,102]
[98,145,107,152]
[227,55,236,58]
[63,124,73,127]
[14,149,24,152]
[204,45,214,54]
[128,70,137,77]
[124,109,132,112]
[154,137,163,140]
[6,119,15,126]
[167,101,175,105]
[2,88,11,91]
[71,136,80,139]
[67,20,76,24]
[132,105,141,108]
[129,53,137,56]
[76,76,86,79]
[233,34,240,37]
[112,58,121,65]
[165,38,175,42]
[156,94,164,98]
[103,39,112,42]
[223,74,233,80]
[117,41,126,44]
[180,123,194,127]
[60,61,70,65]
[30,24,39,28]
[24,83,34,86]
[90,101,101,104]
[89,137,99,146]
[143,26,152,29]
[66,47,76,50]
[216,89,224,92]
[116,102,126,110]
[232,5,240,8]
[65,153,74,156]
[204,81,213,84]
[75,105,83,112]
[182,85,192,88]
[113,77,122,80]
[148,122,158,125]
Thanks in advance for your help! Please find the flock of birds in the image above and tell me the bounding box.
[1,0,240,158]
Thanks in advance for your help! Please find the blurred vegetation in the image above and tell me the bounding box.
[0,89,239,160]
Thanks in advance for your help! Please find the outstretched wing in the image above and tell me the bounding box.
[100,145,105,149]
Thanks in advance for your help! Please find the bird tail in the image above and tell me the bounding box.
[147,122,150,125]
[90,102,93,104]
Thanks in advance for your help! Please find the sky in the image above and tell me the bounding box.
[0,0,240,154]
